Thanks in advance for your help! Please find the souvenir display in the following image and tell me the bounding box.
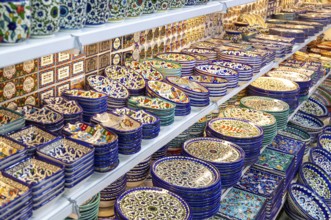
[0,136,26,170]
[156,53,196,76]
[211,60,253,81]
[18,105,64,134]
[183,75,228,99]
[115,187,192,220]
[254,148,295,191]
[289,112,324,143]
[66,193,100,220]
[151,156,222,219]
[182,137,245,188]
[194,65,239,88]
[125,61,164,81]
[309,148,331,178]
[0,108,25,135]
[217,187,267,220]
[299,97,329,120]
[285,183,331,219]
[100,175,126,212]
[181,48,217,60]
[36,138,95,189]
[248,77,300,111]
[126,157,150,188]
[206,118,264,165]
[43,97,83,124]
[142,59,182,78]
[63,122,119,173]
[166,76,210,107]
[2,157,64,210]
[113,107,160,139]
[218,50,263,74]
[0,173,32,220]
[240,96,290,130]
[146,81,191,116]
[91,112,143,155]
[86,75,129,110]
[267,134,305,172]
[127,96,176,126]
[62,89,108,122]
[298,162,331,206]
[235,168,285,220]
[266,70,312,100]
[104,65,146,96]
[219,107,277,146]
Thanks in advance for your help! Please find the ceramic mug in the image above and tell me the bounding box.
[30,0,60,38]
[0,0,31,45]
[59,0,87,30]
[127,0,144,18]
[143,0,156,14]
[86,0,109,26]
[108,0,128,22]
[156,0,170,11]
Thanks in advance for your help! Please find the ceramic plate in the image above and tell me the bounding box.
[250,77,299,92]
[240,96,289,112]
[125,61,164,81]
[147,81,189,104]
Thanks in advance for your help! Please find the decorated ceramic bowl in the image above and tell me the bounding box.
[195,65,239,77]
[290,112,324,132]
[250,77,300,93]
[166,76,209,94]
[113,107,158,125]
[309,148,331,177]
[183,75,227,87]
[43,97,83,115]
[240,96,289,113]
[142,59,182,71]
[19,105,63,125]
[299,98,329,118]
[125,61,164,81]
[147,81,190,104]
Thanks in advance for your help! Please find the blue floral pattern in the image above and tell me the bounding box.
[86,0,109,25]
[59,0,87,30]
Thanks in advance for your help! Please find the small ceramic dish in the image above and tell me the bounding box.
[112,107,158,125]
[0,108,25,135]
[0,136,26,169]
[147,81,190,104]
[125,61,164,81]
[43,97,83,115]
[62,89,107,101]
[19,105,63,125]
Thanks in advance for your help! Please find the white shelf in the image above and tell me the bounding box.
[218,0,256,9]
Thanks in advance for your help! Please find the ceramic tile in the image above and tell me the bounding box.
[85,43,99,57]
[85,56,98,73]
[98,52,111,69]
[56,63,72,82]
[123,51,133,63]
[20,73,38,95]
[39,68,56,88]
[112,37,122,51]
[19,59,39,76]
[20,92,39,107]
[39,54,56,70]
[99,40,111,53]
[0,65,17,82]
[39,87,55,102]
[71,75,85,90]
[123,34,134,48]
[56,82,71,96]
[140,31,146,45]
[56,52,72,65]
[3,100,19,110]
[112,53,122,65]
[72,59,85,76]
[0,79,19,102]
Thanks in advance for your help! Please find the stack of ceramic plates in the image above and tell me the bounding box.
[218,50,263,74]
[151,146,168,162]
[287,20,323,32]
[298,162,331,206]
[183,75,228,98]
[218,187,267,220]
[240,96,290,130]
[62,89,108,122]
[43,97,83,124]
[299,97,329,121]
[3,157,64,211]
[254,34,295,45]
[166,76,210,107]
[166,128,191,156]
[219,107,277,146]
[151,156,221,219]
[248,77,300,112]
[249,38,293,54]
[142,59,182,77]
[285,183,331,220]
[254,148,295,191]
[267,134,305,172]
[211,60,253,81]
[279,125,311,154]
[125,61,164,81]
[127,157,151,188]
[299,13,331,25]
[309,148,331,177]
[266,70,312,101]
[0,173,32,220]
[115,187,192,220]
[235,168,285,220]
[181,48,217,60]
[8,125,59,156]
[0,108,25,135]
[91,112,142,155]
[105,65,146,96]
[66,193,100,220]
[37,138,95,189]
[182,137,245,188]
[99,175,126,218]
[146,81,191,116]
[127,96,176,126]
[86,75,129,110]
[273,12,296,20]
[195,65,239,88]
[269,28,306,43]
[252,42,286,59]
[206,118,264,165]
[271,24,316,37]
[63,122,119,173]
[113,107,160,139]
[249,48,274,66]
[19,105,64,135]
[189,116,207,138]
[0,136,27,170]
[289,112,324,143]
[156,53,196,76]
